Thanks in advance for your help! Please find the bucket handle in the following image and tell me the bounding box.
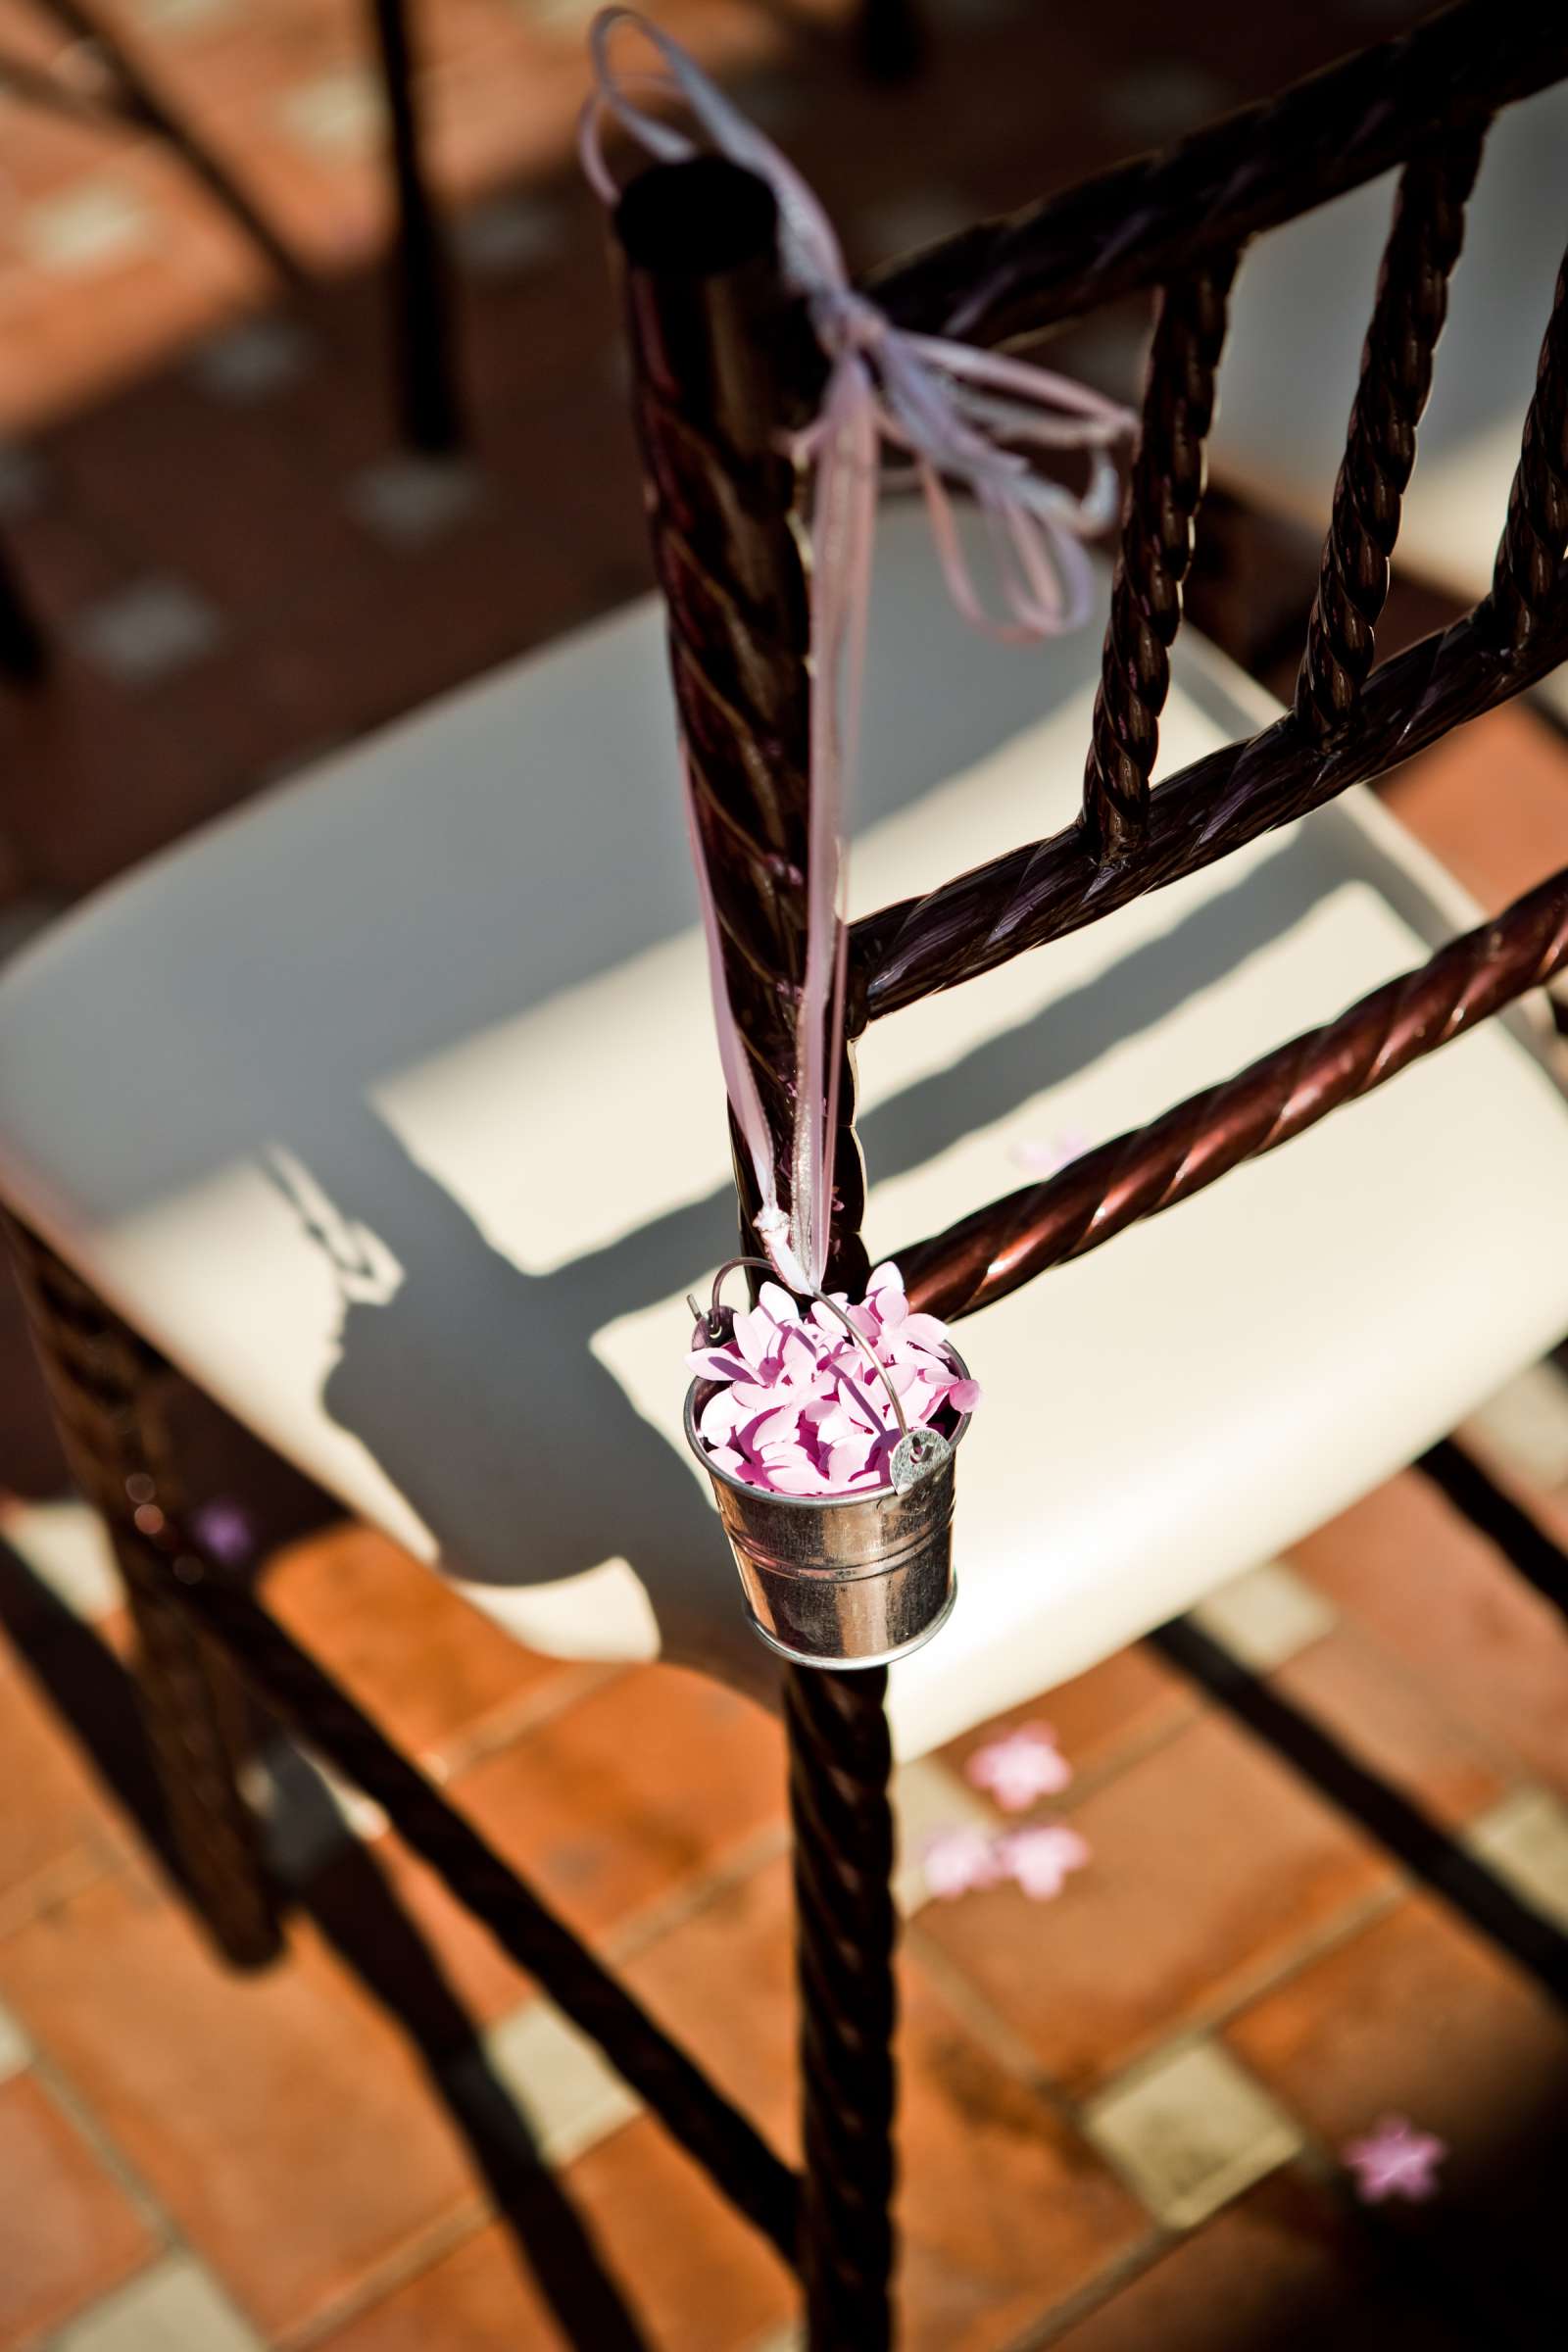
[688,1257,948,1493]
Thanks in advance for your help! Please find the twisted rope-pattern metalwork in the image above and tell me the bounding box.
[867,0,1563,346]
[897,859,1568,1321]
[618,169,893,2347]
[1081,260,1235,862]
[786,1665,897,2350]
[622,182,869,1296]
[1296,132,1484,735]
[6,1223,281,1969]
[1490,253,1568,652]
[847,580,1568,1027]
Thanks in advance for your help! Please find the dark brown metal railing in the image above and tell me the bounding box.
[866,0,1565,347]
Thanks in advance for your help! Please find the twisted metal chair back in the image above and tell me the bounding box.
[613,0,1568,1334]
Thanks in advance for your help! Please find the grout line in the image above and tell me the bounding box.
[1051,1700,1206,1815]
[906,1870,1404,2142]
[603,1820,793,1970]
[1270,1608,1526,1811]
[903,1922,1083,2130]
[425,1659,628,1784]
[1072,1881,1408,2101]
[0,1840,117,1950]
[998,2223,1175,2351]
[274,2198,492,2352]
[12,2017,186,2264]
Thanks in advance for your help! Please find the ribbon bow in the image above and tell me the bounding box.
[583,9,1134,1293]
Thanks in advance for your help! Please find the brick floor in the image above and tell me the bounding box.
[5,0,1568,2346]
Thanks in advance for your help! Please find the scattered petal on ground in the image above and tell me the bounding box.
[997,1824,1092,1900]
[190,1496,256,1566]
[965,1724,1073,1811]
[922,1826,1005,1900]
[1343,2116,1448,2203]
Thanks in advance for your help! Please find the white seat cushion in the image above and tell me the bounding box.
[2,501,1566,1759]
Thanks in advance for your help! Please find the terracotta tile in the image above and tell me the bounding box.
[316,2110,796,2352]
[309,2221,577,2352]
[895,1965,1148,2346]
[941,1645,1198,1796]
[918,1712,1392,2094]
[1288,1472,1568,1798]
[1269,1625,1513,1829]
[446,1664,784,1946]
[0,1647,132,1913]
[303,1828,539,2039]
[620,1853,798,2156]
[625,1854,1147,2348]
[0,1869,483,2339]
[0,2070,156,2348]
[1381,705,1568,917]
[1225,1896,1568,2334]
[266,1658,782,2064]
[560,2112,794,2348]
[264,1521,567,1765]
[1053,2172,1474,2352]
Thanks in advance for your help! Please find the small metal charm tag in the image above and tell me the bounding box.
[890,1427,950,1495]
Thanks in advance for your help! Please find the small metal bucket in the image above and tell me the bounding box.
[684,1354,972,1671]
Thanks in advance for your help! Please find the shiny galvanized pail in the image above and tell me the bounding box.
[684,1355,972,1671]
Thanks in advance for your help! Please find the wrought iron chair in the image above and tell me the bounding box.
[2,2,1568,2343]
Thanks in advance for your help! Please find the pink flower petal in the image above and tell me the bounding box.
[826,1438,875,1486]
[922,1826,1003,1899]
[687,1348,751,1383]
[999,1824,1090,1900]
[1343,2116,1447,2204]
[732,1305,776,1371]
[699,1389,746,1445]
[763,1460,834,1494]
[966,1726,1072,1810]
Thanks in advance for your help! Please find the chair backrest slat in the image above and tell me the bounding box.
[868,0,1558,346]
[1295,128,1485,735]
[1490,255,1568,651]
[895,858,1568,1323]
[1081,258,1235,863]
[849,517,1568,1025]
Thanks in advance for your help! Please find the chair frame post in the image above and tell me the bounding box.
[6,1221,281,1970]
[0,535,45,683]
[367,0,466,456]
[613,156,898,2348]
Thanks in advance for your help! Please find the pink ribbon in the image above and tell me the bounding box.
[583,9,1134,1293]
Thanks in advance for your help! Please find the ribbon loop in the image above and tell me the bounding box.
[585,10,1134,1291]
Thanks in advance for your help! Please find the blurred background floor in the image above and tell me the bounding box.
[5,0,1568,2345]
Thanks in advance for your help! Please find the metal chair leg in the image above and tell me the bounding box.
[0,537,45,683]
[367,0,465,455]
[858,0,924,84]
[6,1222,281,1969]
[785,1662,898,2350]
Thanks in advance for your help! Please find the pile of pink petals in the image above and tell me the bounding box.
[688,1261,981,1496]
